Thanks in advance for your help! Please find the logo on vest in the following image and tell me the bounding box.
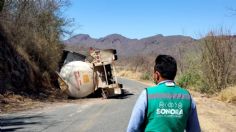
[156,108,183,115]
[156,101,183,117]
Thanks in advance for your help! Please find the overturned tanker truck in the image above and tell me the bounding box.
[57,48,123,98]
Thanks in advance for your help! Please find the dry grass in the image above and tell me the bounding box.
[0,92,69,114]
[0,93,41,113]
[192,90,236,132]
[217,86,236,104]
[116,70,142,80]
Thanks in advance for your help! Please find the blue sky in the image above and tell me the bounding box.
[64,0,236,39]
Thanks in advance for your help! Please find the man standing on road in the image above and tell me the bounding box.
[127,55,200,132]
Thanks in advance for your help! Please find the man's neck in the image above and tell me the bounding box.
[158,77,172,82]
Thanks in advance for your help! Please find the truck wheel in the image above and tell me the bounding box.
[101,89,108,99]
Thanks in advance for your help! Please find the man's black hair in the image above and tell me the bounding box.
[154,55,177,80]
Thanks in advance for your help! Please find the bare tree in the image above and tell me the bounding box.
[200,30,234,93]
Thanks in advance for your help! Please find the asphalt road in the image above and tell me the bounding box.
[0,78,149,132]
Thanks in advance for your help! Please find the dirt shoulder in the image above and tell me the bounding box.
[0,94,71,114]
[0,93,104,114]
[191,91,236,132]
[0,96,48,114]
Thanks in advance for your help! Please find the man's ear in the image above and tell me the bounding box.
[153,71,159,84]
[155,71,160,81]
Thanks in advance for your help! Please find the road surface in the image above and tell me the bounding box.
[0,78,149,132]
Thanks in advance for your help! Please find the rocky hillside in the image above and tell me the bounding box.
[0,26,31,94]
[0,25,61,100]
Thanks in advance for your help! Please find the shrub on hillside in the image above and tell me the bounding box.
[140,72,152,80]
[176,71,201,89]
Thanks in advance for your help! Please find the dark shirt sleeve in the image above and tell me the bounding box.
[186,98,201,132]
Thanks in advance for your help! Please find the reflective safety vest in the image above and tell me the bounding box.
[145,81,191,132]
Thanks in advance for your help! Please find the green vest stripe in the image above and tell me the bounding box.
[148,93,190,99]
[145,82,191,132]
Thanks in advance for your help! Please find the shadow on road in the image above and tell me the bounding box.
[110,89,134,99]
[0,127,25,132]
[66,89,134,100]
[0,115,45,132]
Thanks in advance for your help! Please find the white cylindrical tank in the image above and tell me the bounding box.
[59,61,96,98]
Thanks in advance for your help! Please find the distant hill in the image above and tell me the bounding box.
[64,34,196,57]
[63,33,236,77]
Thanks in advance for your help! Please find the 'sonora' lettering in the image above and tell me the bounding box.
[156,109,183,115]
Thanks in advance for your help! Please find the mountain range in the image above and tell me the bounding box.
[64,34,197,57]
